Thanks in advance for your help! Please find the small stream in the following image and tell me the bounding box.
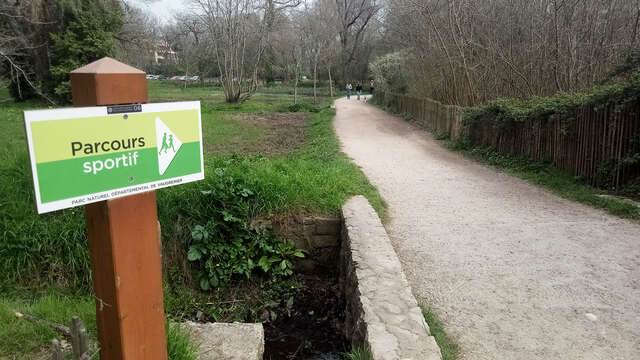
[263,273,349,359]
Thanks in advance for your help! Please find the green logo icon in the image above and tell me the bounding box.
[155,117,182,175]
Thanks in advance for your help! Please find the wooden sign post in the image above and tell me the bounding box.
[70,58,168,360]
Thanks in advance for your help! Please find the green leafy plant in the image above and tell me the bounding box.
[185,165,304,290]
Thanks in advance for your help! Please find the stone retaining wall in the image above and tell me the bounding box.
[266,215,341,272]
[340,196,442,360]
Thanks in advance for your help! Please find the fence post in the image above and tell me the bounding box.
[51,339,63,360]
[70,316,89,360]
[70,57,168,360]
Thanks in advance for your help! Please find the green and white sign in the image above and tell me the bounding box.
[24,101,204,214]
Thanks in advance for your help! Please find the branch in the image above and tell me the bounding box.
[13,311,71,336]
[0,51,57,105]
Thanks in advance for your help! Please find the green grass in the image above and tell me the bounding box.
[0,81,381,291]
[445,138,640,220]
[0,290,197,359]
[148,80,336,107]
[148,80,224,101]
[166,322,198,360]
[421,306,460,360]
[344,346,373,360]
[0,291,96,358]
[0,80,383,357]
[187,108,385,217]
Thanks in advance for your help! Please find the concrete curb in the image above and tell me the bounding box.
[340,196,442,360]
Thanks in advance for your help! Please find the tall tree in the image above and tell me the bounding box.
[334,0,381,81]
[1,0,125,103]
[380,0,640,105]
[191,0,299,103]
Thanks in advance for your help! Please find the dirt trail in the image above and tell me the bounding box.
[334,97,640,360]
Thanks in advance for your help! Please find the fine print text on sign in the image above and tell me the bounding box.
[24,101,204,213]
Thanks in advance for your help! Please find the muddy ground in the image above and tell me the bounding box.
[206,113,308,157]
[263,273,349,360]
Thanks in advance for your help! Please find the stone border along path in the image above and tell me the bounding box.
[341,196,442,360]
[334,96,640,360]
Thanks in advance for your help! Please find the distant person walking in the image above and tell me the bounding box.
[370,79,375,94]
[356,83,363,100]
[346,82,353,99]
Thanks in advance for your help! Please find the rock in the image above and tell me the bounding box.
[313,217,342,235]
[182,322,264,360]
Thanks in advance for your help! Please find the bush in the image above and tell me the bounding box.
[369,51,409,94]
[463,71,640,127]
[47,1,123,102]
[181,164,304,290]
[288,103,321,113]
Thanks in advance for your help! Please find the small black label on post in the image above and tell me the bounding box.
[107,104,142,114]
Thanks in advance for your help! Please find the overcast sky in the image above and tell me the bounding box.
[127,0,187,24]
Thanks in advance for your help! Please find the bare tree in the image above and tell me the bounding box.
[0,0,58,103]
[116,3,159,69]
[190,0,299,102]
[333,0,381,81]
[299,2,335,103]
[382,0,640,105]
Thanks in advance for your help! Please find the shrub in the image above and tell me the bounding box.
[369,51,410,94]
[48,1,123,102]
[182,164,304,290]
[463,70,640,127]
[288,103,321,113]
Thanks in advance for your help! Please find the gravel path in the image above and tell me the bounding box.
[334,97,640,360]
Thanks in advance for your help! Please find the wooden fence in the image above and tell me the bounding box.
[375,91,640,189]
[374,91,464,140]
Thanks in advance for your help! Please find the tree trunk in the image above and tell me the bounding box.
[293,62,299,104]
[313,57,318,104]
[184,63,188,89]
[328,65,334,97]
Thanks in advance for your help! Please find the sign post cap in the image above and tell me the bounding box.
[71,57,145,75]
[70,57,148,106]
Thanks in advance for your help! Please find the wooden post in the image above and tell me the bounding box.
[70,316,89,360]
[51,339,63,360]
[70,57,168,360]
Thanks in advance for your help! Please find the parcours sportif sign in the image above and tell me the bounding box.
[24,101,204,214]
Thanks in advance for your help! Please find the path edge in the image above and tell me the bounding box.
[340,195,442,360]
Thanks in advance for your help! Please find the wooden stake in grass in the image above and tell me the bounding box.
[70,316,89,360]
[51,339,63,360]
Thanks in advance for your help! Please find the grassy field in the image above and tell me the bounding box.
[0,82,382,358]
[148,80,337,106]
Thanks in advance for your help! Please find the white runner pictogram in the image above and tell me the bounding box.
[155,117,182,175]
